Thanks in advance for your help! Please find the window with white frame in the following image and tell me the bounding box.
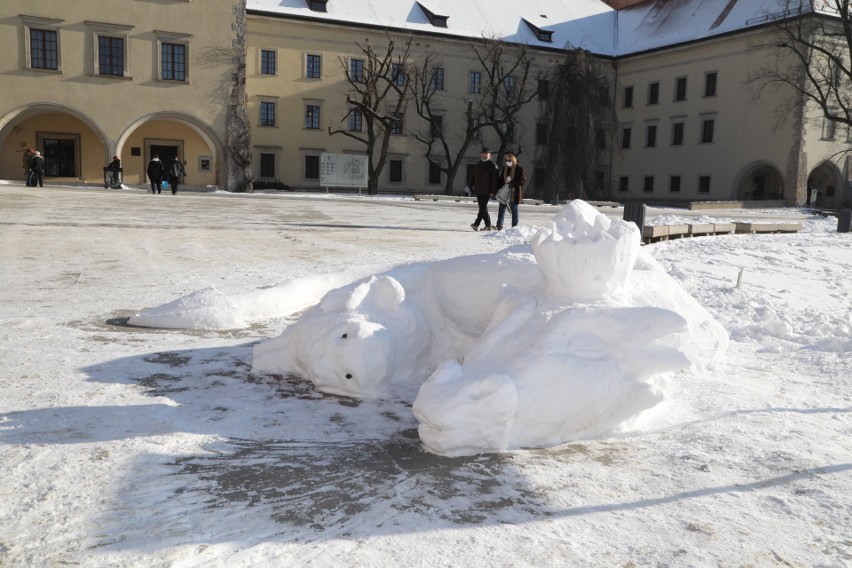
[468,71,481,94]
[305,104,321,129]
[259,100,276,127]
[392,63,406,87]
[306,53,322,79]
[22,15,64,71]
[349,58,364,81]
[157,32,190,82]
[260,49,276,75]
[390,111,404,134]
[87,21,133,78]
[348,108,363,132]
[431,67,444,91]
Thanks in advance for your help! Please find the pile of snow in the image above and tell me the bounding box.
[251,200,728,455]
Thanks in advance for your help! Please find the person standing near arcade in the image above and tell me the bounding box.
[168,156,186,195]
[466,147,499,231]
[31,151,46,188]
[496,152,525,230]
[147,154,165,194]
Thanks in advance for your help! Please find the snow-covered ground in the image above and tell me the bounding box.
[1,185,849,567]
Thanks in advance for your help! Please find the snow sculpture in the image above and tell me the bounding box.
[251,200,728,455]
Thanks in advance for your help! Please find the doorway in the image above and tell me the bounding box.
[146,139,183,181]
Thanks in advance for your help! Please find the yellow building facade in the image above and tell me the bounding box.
[0,0,236,187]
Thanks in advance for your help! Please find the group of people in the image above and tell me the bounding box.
[467,146,525,231]
[146,154,186,195]
[21,147,45,187]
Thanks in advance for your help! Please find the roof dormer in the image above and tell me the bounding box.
[417,1,449,28]
[523,18,553,43]
[306,0,328,12]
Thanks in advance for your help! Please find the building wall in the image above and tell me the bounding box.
[612,28,849,207]
[246,14,555,194]
[0,0,235,186]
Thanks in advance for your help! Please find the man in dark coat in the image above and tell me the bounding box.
[168,156,186,195]
[146,155,165,194]
[467,147,499,231]
[31,151,46,187]
[22,148,35,186]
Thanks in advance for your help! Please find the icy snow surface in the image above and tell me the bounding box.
[1,186,849,567]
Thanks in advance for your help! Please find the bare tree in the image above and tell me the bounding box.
[328,36,413,194]
[473,39,543,161]
[751,1,852,132]
[201,1,253,192]
[411,55,484,195]
[410,40,545,195]
[537,49,613,203]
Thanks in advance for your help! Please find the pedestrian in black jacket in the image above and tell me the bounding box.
[467,147,499,231]
[147,155,165,194]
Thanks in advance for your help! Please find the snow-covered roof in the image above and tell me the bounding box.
[246,0,821,57]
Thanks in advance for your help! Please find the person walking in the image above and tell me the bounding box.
[495,152,525,231]
[466,147,499,231]
[168,156,186,195]
[146,154,165,194]
[22,148,35,186]
[105,155,121,189]
[31,151,46,188]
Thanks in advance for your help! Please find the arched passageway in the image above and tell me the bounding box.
[807,162,845,209]
[736,163,785,201]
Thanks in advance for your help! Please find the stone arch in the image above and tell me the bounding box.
[806,160,845,209]
[734,161,785,202]
[117,112,226,188]
[0,103,110,182]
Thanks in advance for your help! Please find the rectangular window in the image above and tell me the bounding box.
[505,75,516,96]
[98,36,124,76]
[431,115,443,138]
[471,116,480,140]
[391,112,403,134]
[431,67,444,90]
[699,175,711,193]
[622,127,632,149]
[260,101,276,126]
[31,29,58,70]
[162,43,186,81]
[305,155,320,179]
[308,0,328,11]
[705,72,717,97]
[619,176,629,193]
[646,124,657,147]
[305,105,320,129]
[389,159,403,183]
[468,71,481,94]
[536,123,548,145]
[823,117,837,140]
[643,176,654,193]
[348,108,363,132]
[306,54,322,79]
[675,77,687,101]
[260,49,276,75]
[672,122,684,146]
[670,175,681,193]
[392,63,406,87]
[648,82,659,105]
[701,118,715,143]
[260,153,275,178]
[350,58,364,81]
[623,86,633,108]
[428,161,441,184]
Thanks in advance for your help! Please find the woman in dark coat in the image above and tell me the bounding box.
[496,152,525,230]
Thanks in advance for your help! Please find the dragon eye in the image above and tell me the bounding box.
[345,373,353,380]
[341,333,348,338]
[566,335,609,359]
